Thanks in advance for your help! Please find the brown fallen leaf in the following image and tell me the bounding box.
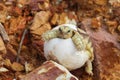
[8,15,27,35]
[58,12,67,25]
[17,0,30,6]
[91,17,101,30]
[25,62,34,73]
[0,3,7,23]
[8,17,18,34]
[0,67,9,73]
[51,13,59,25]
[109,0,120,7]
[30,11,51,31]
[106,20,118,34]
[17,16,27,30]
[94,0,107,6]
[11,62,24,71]
[117,36,120,42]
[38,0,50,10]
[0,55,4,66]
[118,25,120,32]
[31,22,51,37]
[68,11,78,21]
[4,59,12,67]
[0,55,3,60]
[0,36,7,54]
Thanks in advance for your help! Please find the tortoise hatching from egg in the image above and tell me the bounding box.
[42,24,94,75]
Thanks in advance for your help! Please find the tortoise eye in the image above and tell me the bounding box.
[59,28,62,32]
[67,30,70,33]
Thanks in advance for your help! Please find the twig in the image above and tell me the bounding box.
[16,28,28,62]
[16,21,33,62]
[0,23,9,42]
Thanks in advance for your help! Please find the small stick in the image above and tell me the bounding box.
[16,21,33,62]
[0,23,9,42]
[16,28,28,62]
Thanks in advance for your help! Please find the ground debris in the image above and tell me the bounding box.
[0,36,7,55]
[91,17,102,30]
[25,62,34,73]
[11,62,24,72]
[105,20,118,34]
[0,0,119,80]
[30,11,51,31]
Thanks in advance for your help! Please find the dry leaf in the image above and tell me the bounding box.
[94,0,107,5]
[0,36,7,54]
[17,0,30,6]
[25,62,34,73]
[118,25,120,32]
[0,67,9,73]
[0,3,7,23]
[117,36,120,42]
[31,22,51,36]
[51,13,59,25]
[17,16,26,30]
[9,17,18,34]
[8,16,26,34]
[91,18,101,29]
[58,12,67,25]
[38,0,50,10]
[4,59,12,67]
[68,11,78,21]
[30,11,51,31]
[0,55,3,60]
[106,20,118,34]
[0,55,4,66]
[109,0,120,7]
[11,62,24,71]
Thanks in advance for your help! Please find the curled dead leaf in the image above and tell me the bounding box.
[118,25,120,32]
[109,0,120,7]
[91,17,101,30]
[106,20,118,34]
[4,59,12,67]
[25,62,34,73]
[0,55,3,60]
[94,0,107,5]
[51,13,59,25]
[58,12,67,25]
[30,11,51,31]
[31,22,51,37]
[11,62,24,71]
[0,3,7,23]
[0,67,9,73]
[117,36,120,42]
[0,36,7,54]
[38,0,50,10]
[17,0,30,6]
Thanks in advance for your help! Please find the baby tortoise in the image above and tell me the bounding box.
[42,26,94,75]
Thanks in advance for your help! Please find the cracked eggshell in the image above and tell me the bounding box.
[44,24,89,71]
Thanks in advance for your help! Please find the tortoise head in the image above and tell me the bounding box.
[58,26,74,39]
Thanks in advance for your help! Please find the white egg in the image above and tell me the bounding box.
[44,24,89,71]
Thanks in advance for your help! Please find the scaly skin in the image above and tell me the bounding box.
[42,26,94,75]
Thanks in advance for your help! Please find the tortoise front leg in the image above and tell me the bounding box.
[42,30,58,41]
[71,31,85,50]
